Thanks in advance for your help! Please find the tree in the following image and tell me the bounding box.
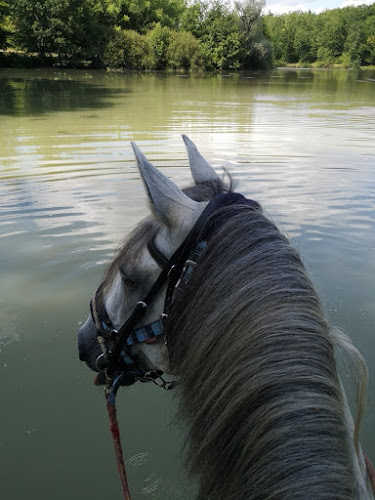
[167,30,201,69]
[0,0,10,49]
[293,12,318,63]
[364,15,375,64]
[235,0,272,68]
[316,10,346,62]
[11,0,111,66]
[192,1,242,69]
[264,4,375,67]
[180,1,202,35]
[147,23,173,69]
[104,28,151,68]
[104,0,186,33]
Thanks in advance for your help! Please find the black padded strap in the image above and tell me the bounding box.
[147,238,169,269]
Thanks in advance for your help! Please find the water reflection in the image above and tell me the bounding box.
[0,72,130,116]
[0,68,374,500]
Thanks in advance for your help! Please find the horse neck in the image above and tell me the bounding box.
[167,207,363,499]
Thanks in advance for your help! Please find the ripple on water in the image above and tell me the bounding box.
[127,453,193,499]
[0,302,20,352]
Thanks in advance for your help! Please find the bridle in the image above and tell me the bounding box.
[89,192,261,389]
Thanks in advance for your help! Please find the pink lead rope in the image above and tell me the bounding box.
[106,391,132,500]
[95,372,132,500]
[99,375,375,499]
[364,451,375,494]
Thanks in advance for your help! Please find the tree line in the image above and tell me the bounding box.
[265,4,375,68]
[0,0,374,70]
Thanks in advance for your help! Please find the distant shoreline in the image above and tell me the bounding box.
[1,51,375,73]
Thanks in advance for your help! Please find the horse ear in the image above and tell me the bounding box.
[182,135,220,185]
[131,142,200,228]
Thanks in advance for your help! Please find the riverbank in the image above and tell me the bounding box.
[278,61,375,71]
[0,51,57,69]
[1,51,375,73]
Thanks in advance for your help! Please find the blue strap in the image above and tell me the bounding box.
[107,374,127,405]
[125,318,164,345]
[124,242,207,348]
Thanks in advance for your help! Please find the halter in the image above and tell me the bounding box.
[90,192,261,387]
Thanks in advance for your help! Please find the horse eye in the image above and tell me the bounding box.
[119,270,136,289]
[123,277,136,289]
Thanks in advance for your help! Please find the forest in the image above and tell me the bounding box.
[0,0,374,70]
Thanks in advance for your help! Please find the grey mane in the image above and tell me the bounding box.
[166,180,363,499]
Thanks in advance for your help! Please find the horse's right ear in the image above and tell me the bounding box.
[182,135,220,184]
[131,142,200,229]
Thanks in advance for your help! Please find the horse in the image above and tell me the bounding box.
[78,136,374,499]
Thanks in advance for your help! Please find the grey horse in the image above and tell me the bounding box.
[78,136,374,499]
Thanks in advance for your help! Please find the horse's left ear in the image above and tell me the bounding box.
[132,142,200,229]
[182,135,220,184]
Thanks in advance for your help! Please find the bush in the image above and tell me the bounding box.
[166,31,200,70]
[147,23,172,70]
[104,27,203,71]
[104,28,151,69]
[316,46,336,65]
[200,30,242,70]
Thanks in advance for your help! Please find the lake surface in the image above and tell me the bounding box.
[1,68,374,500]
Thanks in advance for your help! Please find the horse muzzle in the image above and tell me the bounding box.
[78,316,104,372]
[78,315,140,387]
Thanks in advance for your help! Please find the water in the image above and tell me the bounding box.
[1,68,374,499]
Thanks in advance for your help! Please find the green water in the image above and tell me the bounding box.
[1,68,374,500]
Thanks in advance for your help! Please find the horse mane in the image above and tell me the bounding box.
[166,180,367,499]
[330,328,368,453]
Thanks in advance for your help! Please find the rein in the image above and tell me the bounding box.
[105,375,132,500]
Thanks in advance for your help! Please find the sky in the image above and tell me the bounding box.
[265,0,375,15]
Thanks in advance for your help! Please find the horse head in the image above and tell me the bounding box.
[78,136,223,384]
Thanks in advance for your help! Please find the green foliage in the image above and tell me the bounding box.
[102,0,270,71]
[235,0,272,68]
[264,11,318,64]
[0,0,10,49]
[104,28,151,69]
[264,3,375,67]
[199,12,243,69]
[194,0,271,70]
[3,0,375,70]
[166,30,201,69]
[10,0,111,66]
[317,11,346,60]
[343,12,375,65]
[104,26,202,70]
[147,23,173,69]
[104,0,186,33]
[180,2,202,35]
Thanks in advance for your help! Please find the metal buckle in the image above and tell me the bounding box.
[175,259,197,290]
